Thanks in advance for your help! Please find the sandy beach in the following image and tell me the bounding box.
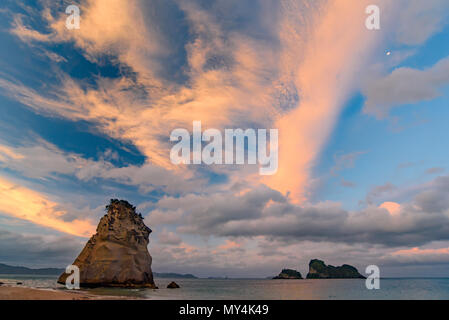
[0,285,113,300]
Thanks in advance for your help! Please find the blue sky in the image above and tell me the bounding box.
[1,0,449,278]
[315,26,449,209]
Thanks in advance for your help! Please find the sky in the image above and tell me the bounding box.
[0,0,449,278]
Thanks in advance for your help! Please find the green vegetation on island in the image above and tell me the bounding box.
[273,269,303,279]
[306,259,365,279]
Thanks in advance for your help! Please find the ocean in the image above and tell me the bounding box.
[1,275,449,300]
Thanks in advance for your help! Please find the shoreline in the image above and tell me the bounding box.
[0,285,129,300]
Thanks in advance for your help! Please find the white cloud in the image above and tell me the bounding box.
[363,56,449,117]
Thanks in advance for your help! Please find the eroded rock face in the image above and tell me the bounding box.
[306,259,365,279]
[58,199,156,288]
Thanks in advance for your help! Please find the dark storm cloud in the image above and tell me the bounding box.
[151,176,449,247]
[0,229,84,267]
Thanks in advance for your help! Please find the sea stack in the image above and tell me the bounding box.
[306,259,365,279]
[273,269,303,279]
[57,199,156,288]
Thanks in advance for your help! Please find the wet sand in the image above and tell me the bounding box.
[0,285,121,300]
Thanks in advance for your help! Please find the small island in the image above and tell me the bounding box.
[306,259,365,279]
[273,269,303,279]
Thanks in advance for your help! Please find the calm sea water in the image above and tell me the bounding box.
[1,275,449,299]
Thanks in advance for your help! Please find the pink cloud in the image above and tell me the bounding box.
[218,240,242,251]
[379,201,402,216]
[0,176,95,237]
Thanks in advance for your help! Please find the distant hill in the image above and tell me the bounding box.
[0,263,198,278]
[0,263,64,275]
[153,272,198,279]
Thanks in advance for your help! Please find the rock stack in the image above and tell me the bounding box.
[306,259,365,279]
[58,199,156,288]
[273,269,303,279]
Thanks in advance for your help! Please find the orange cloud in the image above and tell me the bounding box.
[391,247,449,256]
[11,0,166,79]
[5,0,280,173]
[218,240,242,251]
[265,0,390,202]
[5,0,397,206]
[0,176,95,237]
[379,201,402,216]
[0,145,24,161]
